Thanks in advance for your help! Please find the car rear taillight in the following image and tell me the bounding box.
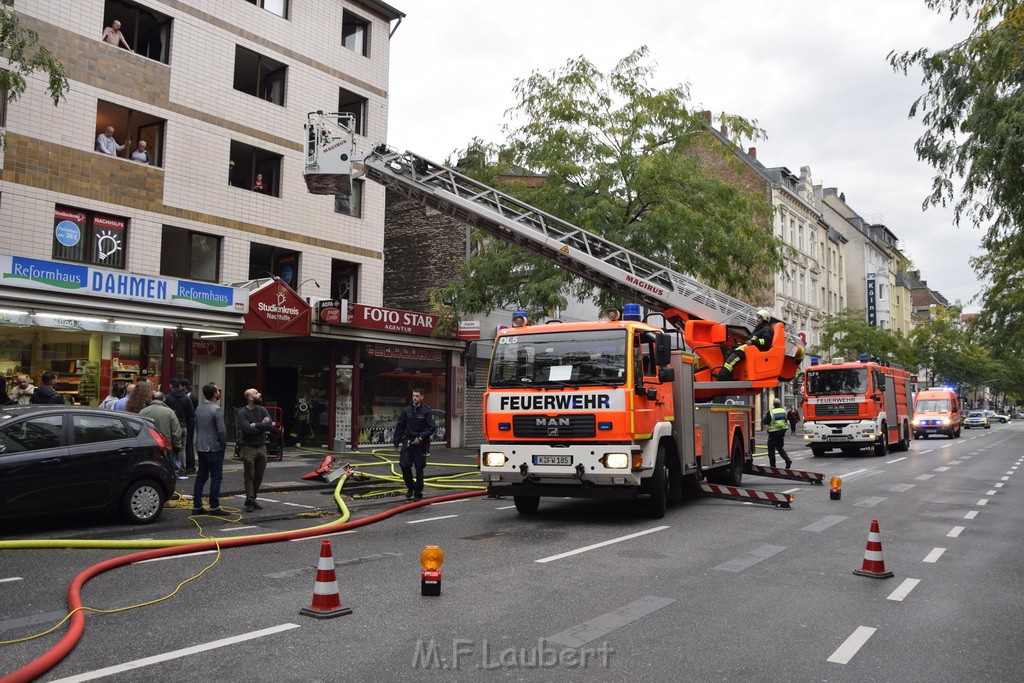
[149,427,171,452]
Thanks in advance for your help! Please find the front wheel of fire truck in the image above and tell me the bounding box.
[642,446,669,519]
[811,445,826,457]
[874,426,888,457]
[513,495,540,515]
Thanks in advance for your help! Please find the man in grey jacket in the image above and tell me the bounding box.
[192,383,229,516]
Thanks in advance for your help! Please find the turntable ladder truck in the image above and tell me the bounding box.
[303,112,805,516]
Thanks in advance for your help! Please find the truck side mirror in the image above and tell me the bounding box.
[655,333,672,366]
[466,371,476,388]
[466,341,478,372]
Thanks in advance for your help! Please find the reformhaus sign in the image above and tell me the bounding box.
[0,255,249,313]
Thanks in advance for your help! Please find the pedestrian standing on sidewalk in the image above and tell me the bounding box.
[165,378,196,473]
[192,383,229,516]
[393,387,436,501]
[763,398,792,469]
[236,387,274,513]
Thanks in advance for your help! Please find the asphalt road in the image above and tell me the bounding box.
[2,425,1022,681]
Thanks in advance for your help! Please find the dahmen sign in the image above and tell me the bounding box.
[243,279,310,335]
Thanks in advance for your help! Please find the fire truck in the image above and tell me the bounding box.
[801,355,915,457]
[303,112,806,517]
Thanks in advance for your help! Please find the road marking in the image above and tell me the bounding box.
[1001,476,1010,481]
[495,505,516,510]
[977,499,989,506]
[546,595,676,648]
[915,474,935,480]
[257,497,315,509]
[853,496,887,508]
[801,515,847,532]
[536,526,669,564]
[48,623,300,682]
[947,526,965,538]
[887,578,921,602]
[827,626,876,664]
[887,457,907,463]
[986,489,997,495]
[430,498,472,505]
[713,544,787,572]
[289,530,358,541]
[406,515,458,524]
[783,487,801,494]
[889,484,915,492]
[920,449,933,454]
[135,550,217,564]
[995,483,1004,488]
[948,460,961,465]
[964,511,978,520]
[840,468,868,478]
[924,547,946,563]
[933,466,950,472]
[0,610,66,634]
[0,577,23,583]
[216,525,259,533]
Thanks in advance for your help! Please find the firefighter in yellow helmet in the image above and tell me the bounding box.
[714,309,775,381]
[763,397,792,469]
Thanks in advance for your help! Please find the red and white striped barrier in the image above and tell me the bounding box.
[746,463,825,485]
[697,482,794,508]
[299,538,353,618]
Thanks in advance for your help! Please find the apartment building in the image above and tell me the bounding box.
[0,1,469,448]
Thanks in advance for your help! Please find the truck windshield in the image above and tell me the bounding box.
[488,329,629,388]
[916,399,950,412]
[806,368,868,395]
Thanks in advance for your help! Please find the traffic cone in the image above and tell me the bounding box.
[299,539,353,618]
[853,519,894,579]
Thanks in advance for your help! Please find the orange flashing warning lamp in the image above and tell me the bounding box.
[420,545,445,596]
[830,476,843,501]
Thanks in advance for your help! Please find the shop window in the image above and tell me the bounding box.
[334,180,363,218]
[229,140,282,196]
[249,244,301,288]
[233,45,287,106]
[160,226,221,282]
[342,10,369,56]
[331,259,358,302]
[245,0,288,19]
[53,205,129,270]
[338,88,367,135]
[95,100,165,166]
[102,1,173,63]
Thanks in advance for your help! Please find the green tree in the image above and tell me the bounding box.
[0,0,69,144]
[889,1,1024,351]
[816,310,917,368]
[435,47,781,322]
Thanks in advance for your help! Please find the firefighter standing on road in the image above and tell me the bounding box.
[714,309,774,381]
[763,398,792,469]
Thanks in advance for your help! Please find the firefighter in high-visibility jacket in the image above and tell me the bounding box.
[762,398,792,469]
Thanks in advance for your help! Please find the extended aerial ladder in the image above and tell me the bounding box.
[303,112,805,396]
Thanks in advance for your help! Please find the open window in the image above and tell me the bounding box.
[229,140,282,196]
[95,100,165,166]
[102,0,172,63]
[245,0,288,19]
[160,226,221,282]
[233,45,287,106]
[248,245,301,288]
[334,180,363,218]
[331,259,359,302]
[338,88,367,136]
[342,10,369,56]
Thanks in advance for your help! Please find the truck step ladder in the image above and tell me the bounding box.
[696,483,794,508]
[745,463,825,485]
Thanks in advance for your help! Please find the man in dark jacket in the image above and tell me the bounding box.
[393,387,437,501]
[29,371,65,404]
[237,387,275,512]
[165,378,196,472]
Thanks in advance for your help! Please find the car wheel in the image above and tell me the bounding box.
[811,446,825,457]
[985,424,991,429]
[513,495,540,514]
[121,479,165,524]
[642,446,669,519]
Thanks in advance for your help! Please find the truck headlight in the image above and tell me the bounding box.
[912,418,921,426]
[602,453,630,469]
[482,452,506,467]
[942,418,951,425]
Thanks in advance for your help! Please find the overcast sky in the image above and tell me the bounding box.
[387,1,980,312]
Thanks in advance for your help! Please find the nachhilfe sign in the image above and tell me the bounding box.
[487,391,626,412]
[243,279,310,335]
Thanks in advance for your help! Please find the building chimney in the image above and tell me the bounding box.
[747,147,756,159]
[702,110,712,125]
[720,123,728,137]
[840,192,846,202]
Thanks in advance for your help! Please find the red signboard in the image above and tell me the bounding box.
[351,304,437,336]
[191,339,223,357]
[243,279,311,336]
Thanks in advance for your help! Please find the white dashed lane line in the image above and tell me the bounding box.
[924,548,946,563]
[827,626,877,664]
[887,578,921,602]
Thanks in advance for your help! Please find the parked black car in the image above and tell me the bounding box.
[0,405,177,524]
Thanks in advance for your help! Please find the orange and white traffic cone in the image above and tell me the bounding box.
[299,539,353,618]
[853,519,894,579]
